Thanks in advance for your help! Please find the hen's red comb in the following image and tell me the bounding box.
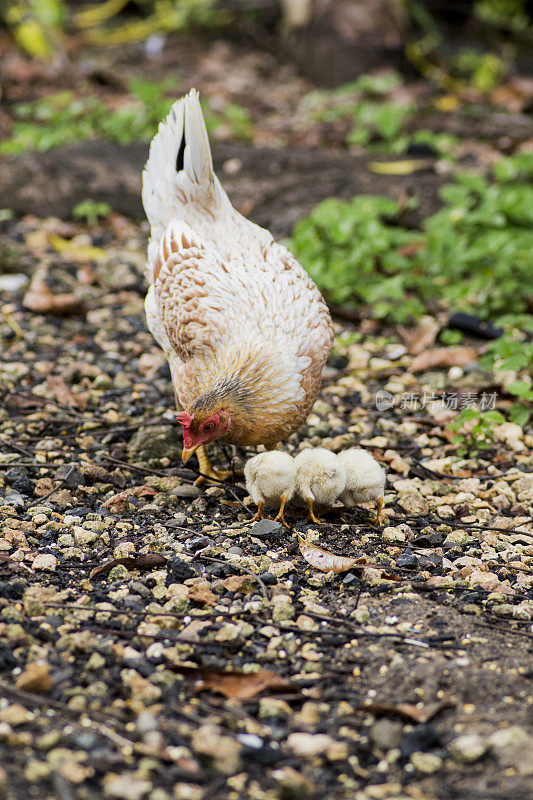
[176,411,193,427]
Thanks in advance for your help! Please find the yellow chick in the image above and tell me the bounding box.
[294,447,346,524]
[244,451,296,528]
[338,448,386,524]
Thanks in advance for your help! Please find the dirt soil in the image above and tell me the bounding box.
[0,27,532,800]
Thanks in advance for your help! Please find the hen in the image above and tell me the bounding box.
[142,90,333,478]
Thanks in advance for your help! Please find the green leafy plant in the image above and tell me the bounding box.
[289,152,533,325]
[447,408,505,456]
[0,81,253,155]
[479,333,533,426]
[73,199,112,226]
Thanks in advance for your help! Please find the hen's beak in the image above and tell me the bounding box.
[181,445,199,465]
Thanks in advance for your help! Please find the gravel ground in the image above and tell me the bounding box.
[0,210,532,800]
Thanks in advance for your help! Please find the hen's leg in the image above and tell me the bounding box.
[194,445,231,485]
[306,497,322,525]
[274,493,290,528]
[250,500,264,523]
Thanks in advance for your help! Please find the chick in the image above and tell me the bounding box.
[338,448,386,524]
[294,448,346,524]
[244,451,296,528]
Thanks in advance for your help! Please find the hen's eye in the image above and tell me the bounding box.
[204,422,215,433]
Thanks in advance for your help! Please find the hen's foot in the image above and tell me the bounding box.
[193,445,231,485]
[274,494,290,528]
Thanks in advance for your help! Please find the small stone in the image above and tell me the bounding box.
[0,704,34,726]
[104,772,151,800]
[448,733,487,763]
[172,485,202,499]
[382,526,406,543]
[250,519,282,537]
[32,553,57,572]
[272,602,295,622]
[371,719,403,750]
[16,662,53,694]
[398,492,429,516]
[287,732,334,758]
[488,726,533,775]
[259,698,292,719]
[0,273,29,292]
[214,623,242,642]
[24,760,51,782]
[272,766,313,799]
[410,751,442,773]
[258,571,276,585]
[127,425,176,466]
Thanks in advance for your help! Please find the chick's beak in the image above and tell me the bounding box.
[181,445,199,465]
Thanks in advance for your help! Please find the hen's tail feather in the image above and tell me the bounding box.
[142,88,215,235]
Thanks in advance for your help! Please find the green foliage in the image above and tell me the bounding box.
[447,408,505,456]
[73,200,112,226]
[479,333,533,426]
[289,152,533,325]
[0,81,253,155]
[3,0,65,58]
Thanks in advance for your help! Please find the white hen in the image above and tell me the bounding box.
[295,448,346,524]
[142,89,333,480]
[338,448,386,524]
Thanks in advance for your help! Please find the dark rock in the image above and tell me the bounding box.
[172,484,202,499]
[250,519,282,537]
[401,724,441,757]
[414,532,444,548]
[166,557,196,585]
[186,536,213,552]
[396,552,418,569]
[55,465,86,488]
[342,573,361,588]
[258,572,277,586]
[4,467,33,495]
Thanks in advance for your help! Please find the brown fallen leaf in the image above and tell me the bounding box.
[298,536,364,574]
[398,316,440,355]
[46,375,88,411]
[23,277,86,317]
[193,667,295,700]
[90,553,167,581]
[15,662,53,695]
[410,346,477,373]
[355,700,453,723]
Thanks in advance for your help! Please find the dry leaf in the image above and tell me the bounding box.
[195,668,295,700]
[411,346,477,373]
[46,375,88,411]
[298,536,363,574]
[23,277,86,317]
[355,700,452,723]
[90,553,167,581]
[398,316,440,355]
[369,159,432,175]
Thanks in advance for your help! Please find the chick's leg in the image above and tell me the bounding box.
[250,500,264,523]
[194,445,231,485]
[374,495,384,526]
[274,493,290,528]
[306,497,322,525]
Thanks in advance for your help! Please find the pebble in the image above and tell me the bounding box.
[448,733,487,763]
[371,719,403,750]
[172,485,202,499]
[250,519,282,537]
[410,751,442,773]
[32,553,57,571]
[286,732,334,757]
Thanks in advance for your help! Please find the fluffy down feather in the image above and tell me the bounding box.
[244,451,296,527]
[337,448,386,507]
[295,448,346,511]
